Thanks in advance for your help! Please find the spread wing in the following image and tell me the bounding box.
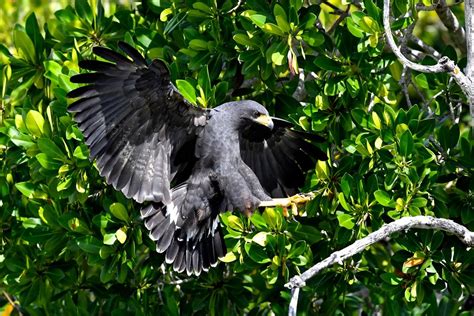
[239,118,327,197]
[67,42,209,203]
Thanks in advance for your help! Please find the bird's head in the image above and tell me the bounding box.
[214,100,274,135]
[238,100,274,130]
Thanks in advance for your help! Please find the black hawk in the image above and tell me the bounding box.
[68,42,327,276]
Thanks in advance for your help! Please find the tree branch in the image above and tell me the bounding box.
[285,216,474,316]
[434,0,466,54]
[226,0,242,14]
[408,34,443,59]
[466,0,474,79]
[383,0,474,118]
[2,290,22,315]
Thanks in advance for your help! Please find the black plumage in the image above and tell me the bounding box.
[67,42,327,276]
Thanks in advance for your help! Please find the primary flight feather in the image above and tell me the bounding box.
[68,42,327,276]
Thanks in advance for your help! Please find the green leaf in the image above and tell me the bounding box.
[288,240,306,259]
[337,213,355,229]
[372,111,382,130]
[15,182,35,198]
[340,173,354,197]
[249,14,266,28]
[25,13,44,58]
[227,215,244,231]
[411,197,427,208]
[262,23,285,36]
[233,34,258,47]
[399,129,414,157]
[273,4,287,22]
[73,144,89,160]
[75,0,93,24]
[219,252,237,263]
[263,207,282,231]
[189,39,209,51]
[252,232,269,247]
[25,110,45,137]
[103,233,116,245]
[76,236,102,254]
[115,227,127,244]
[109,202,129,222]
[302,29,325,47]
[37,138,66,160]
[192,2,212,14]
[380,272,402,285]
[198,66,211,97]
[36,153,62,170]
[176,80,197,105]
[314,55,343,72]
[288,221,321,244]
[244,243,271,264]
[346,17,364,38]
[338,192,351,211]
[250,212,267,229]
[374,190,396,207]
[13,29,36,63]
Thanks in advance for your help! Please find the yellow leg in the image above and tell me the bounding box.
[258,193,315,215]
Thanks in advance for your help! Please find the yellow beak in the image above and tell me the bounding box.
[254,114,274,129]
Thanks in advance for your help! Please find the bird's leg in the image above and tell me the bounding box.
[259,192,316,215]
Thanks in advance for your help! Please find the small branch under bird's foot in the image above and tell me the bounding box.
[259,192,316,215]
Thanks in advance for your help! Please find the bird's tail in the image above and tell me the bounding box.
[140,183,226,275]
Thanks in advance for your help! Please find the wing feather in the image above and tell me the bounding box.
[240,118,327,197]
[68,42,209,203]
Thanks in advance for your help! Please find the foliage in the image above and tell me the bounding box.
[1,0,473,314]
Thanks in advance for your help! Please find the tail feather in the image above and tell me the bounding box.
[141,183,226,275]
[165,238,180,264]
[157,225,174,252]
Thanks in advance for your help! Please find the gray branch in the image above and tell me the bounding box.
[383,0,474,118]
[435,0,466,54]
[408,34,443,59]
[466,0,474,79]
[285,216,474,316]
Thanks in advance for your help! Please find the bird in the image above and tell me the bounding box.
[67,41,327,276]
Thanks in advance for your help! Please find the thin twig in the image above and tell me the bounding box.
[328,5,351,34]
[399,66,413,106]
[226,0,242,14]
[2,290,22,315]
[321,0,344,14]
[285,216,474,316]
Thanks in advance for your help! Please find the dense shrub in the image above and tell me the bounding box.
[0,0,473,314]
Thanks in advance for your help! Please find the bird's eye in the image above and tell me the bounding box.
[253,111,260,117]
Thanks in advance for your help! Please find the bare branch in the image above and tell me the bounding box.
[285,216,474,316]
[383,0,474,118]
[408,34,443,59]
[288,288,300,316]
[415,3,438,11]
[466,0,474,79]
[321,0,345,14]
[399,66,413,107]
[328,5,351,34]
[2,290,23,316]
[435,0,466,54]
[226,0,242,14]
[416,0,464,11]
